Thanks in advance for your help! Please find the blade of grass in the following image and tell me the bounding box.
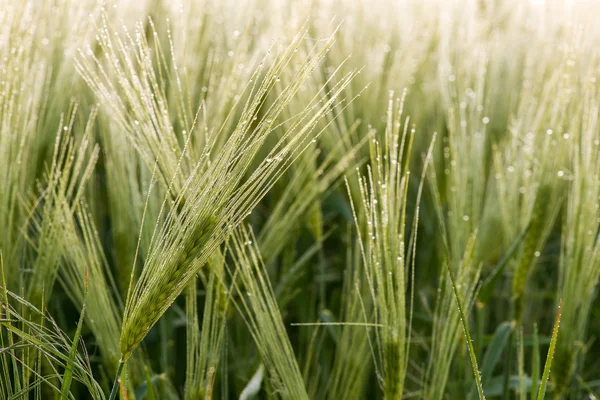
[446,259,485,400]
[536,302,561,400]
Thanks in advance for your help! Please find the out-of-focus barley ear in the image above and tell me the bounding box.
[551,338,584,397]
[551,345,573,396]
[512,184,550,322]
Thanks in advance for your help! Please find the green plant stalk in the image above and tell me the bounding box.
[446,260,485,400]
[518,326,526,400]
[120,216,216,359]
[109,359,125,400]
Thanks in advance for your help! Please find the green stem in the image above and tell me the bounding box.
[108,359,125,400]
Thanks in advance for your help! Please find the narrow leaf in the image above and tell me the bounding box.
[536,303,561,400]
[446,259,486,400]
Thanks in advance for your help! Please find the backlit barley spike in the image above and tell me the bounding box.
[120,215,217,359]
[512,184,550,322]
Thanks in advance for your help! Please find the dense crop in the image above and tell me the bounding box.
[1,0,599,399]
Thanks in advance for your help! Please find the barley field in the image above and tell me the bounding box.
[0,0,599,398]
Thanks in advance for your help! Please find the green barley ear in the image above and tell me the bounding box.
[24,106,100,310]
[347,90,436,399]
[554,77,600,397]
[258,123,365,264]
[59,200,152,389]
[0,284,104,399]
[327,232,372,399]
[184,252,228,400]
[114,22,355,362]
[120,215,217,359]
[227,225,308,399]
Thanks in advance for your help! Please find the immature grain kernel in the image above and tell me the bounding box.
[217,283,229,318]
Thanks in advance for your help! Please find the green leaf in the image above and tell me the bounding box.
[536,303,561,400]
[446,259,486,400]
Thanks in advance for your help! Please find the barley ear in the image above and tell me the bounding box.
[119,215,217,359]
